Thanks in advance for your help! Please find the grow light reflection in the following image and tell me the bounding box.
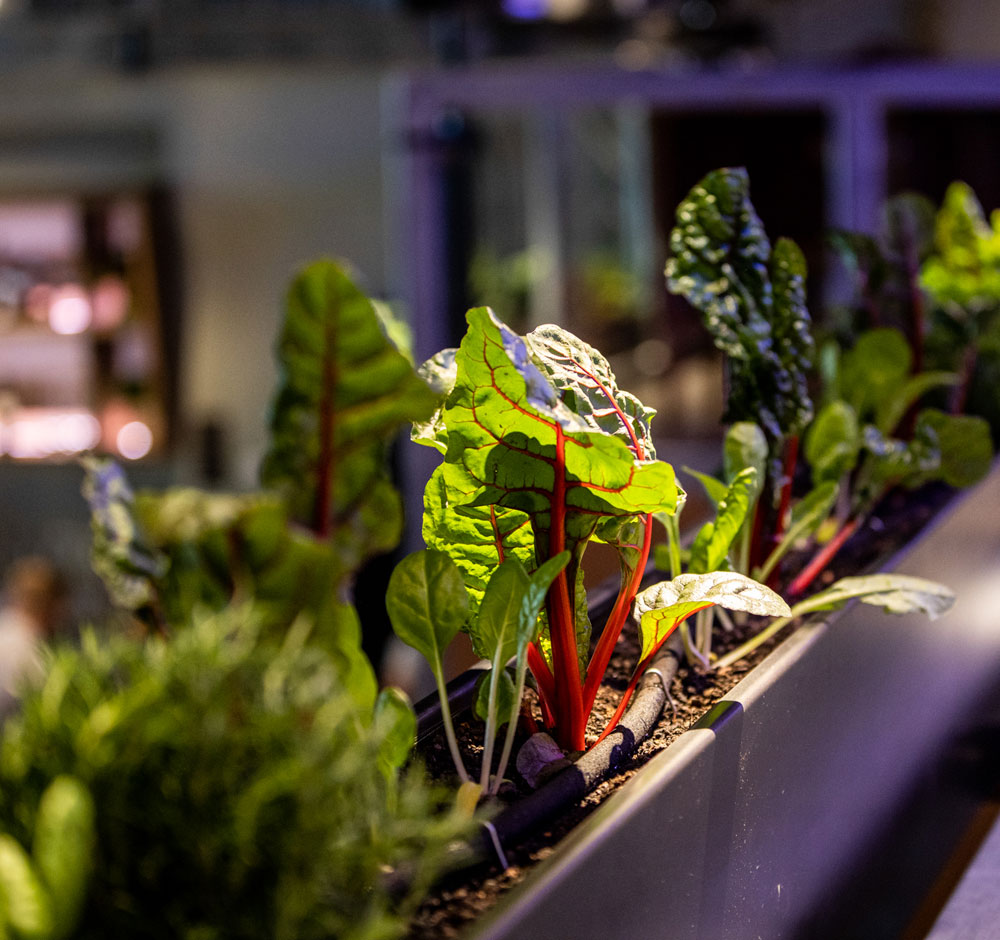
[116,420,153,460]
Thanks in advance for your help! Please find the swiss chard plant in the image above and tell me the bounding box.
[660,168,990,666]
[389,307,789,758]
[665,166,815,577]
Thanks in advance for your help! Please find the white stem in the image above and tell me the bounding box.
[681,621,710,670]
[492,658,529,796]
[712,615,792,671]
[479,660,502,792]
[435,663,470,783]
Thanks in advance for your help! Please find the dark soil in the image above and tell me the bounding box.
[405,483,954,940]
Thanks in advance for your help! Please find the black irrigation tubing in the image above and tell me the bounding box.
[406,564,679,881]
[445,635,683,875]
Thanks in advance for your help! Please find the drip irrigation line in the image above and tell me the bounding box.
[451,636,683,874]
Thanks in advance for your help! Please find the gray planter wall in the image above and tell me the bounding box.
[470,464,1000,940]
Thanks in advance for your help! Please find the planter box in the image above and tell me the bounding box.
[467,464,1000,940]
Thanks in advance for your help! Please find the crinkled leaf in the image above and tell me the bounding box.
[33,776,94,940]
[688,467,757,574]
[81,457,167,616]
[412,348,458,452]
[525,324,657,458]
[635,572,790,662]
[792,574,955,620]
[386,550,470,672]
[665,167,814,442]
[914,409,994,488]
[829,195,934,344]
[373,687,416,778]
[420,309,675,674]
[421,466,535,615]
[858,423,941,501]
[440,308,677,535]
[261,260,438,577]
[805,401,861,485]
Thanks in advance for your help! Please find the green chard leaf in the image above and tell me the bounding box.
[260,260,439,579]
[473,668,516,724]
[474,558,536,664]
[838,328,909,418]
[723,421,768,494]
[438,308,677,530]
[874,370,958,438]
[634,572,790,663]
[857,422,941,501]
[855,405,993,498]
[421,466,535,615]
[665,167,814,445]
[472,551,570,664]
[688,467,757,574]
[804,401,861,485]
[525,324,657,458]
[386,550,469,673]
[792,574,955,620]
[913,409,993,488]
[683,468,728,508]
[412,347,458,452]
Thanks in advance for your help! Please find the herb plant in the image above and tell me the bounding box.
[0,605,465,940]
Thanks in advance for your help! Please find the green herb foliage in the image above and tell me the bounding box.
[0,607,467,940]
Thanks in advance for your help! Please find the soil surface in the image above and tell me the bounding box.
[405,483,954,940]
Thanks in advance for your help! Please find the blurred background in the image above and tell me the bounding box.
[1,0,1000,648]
